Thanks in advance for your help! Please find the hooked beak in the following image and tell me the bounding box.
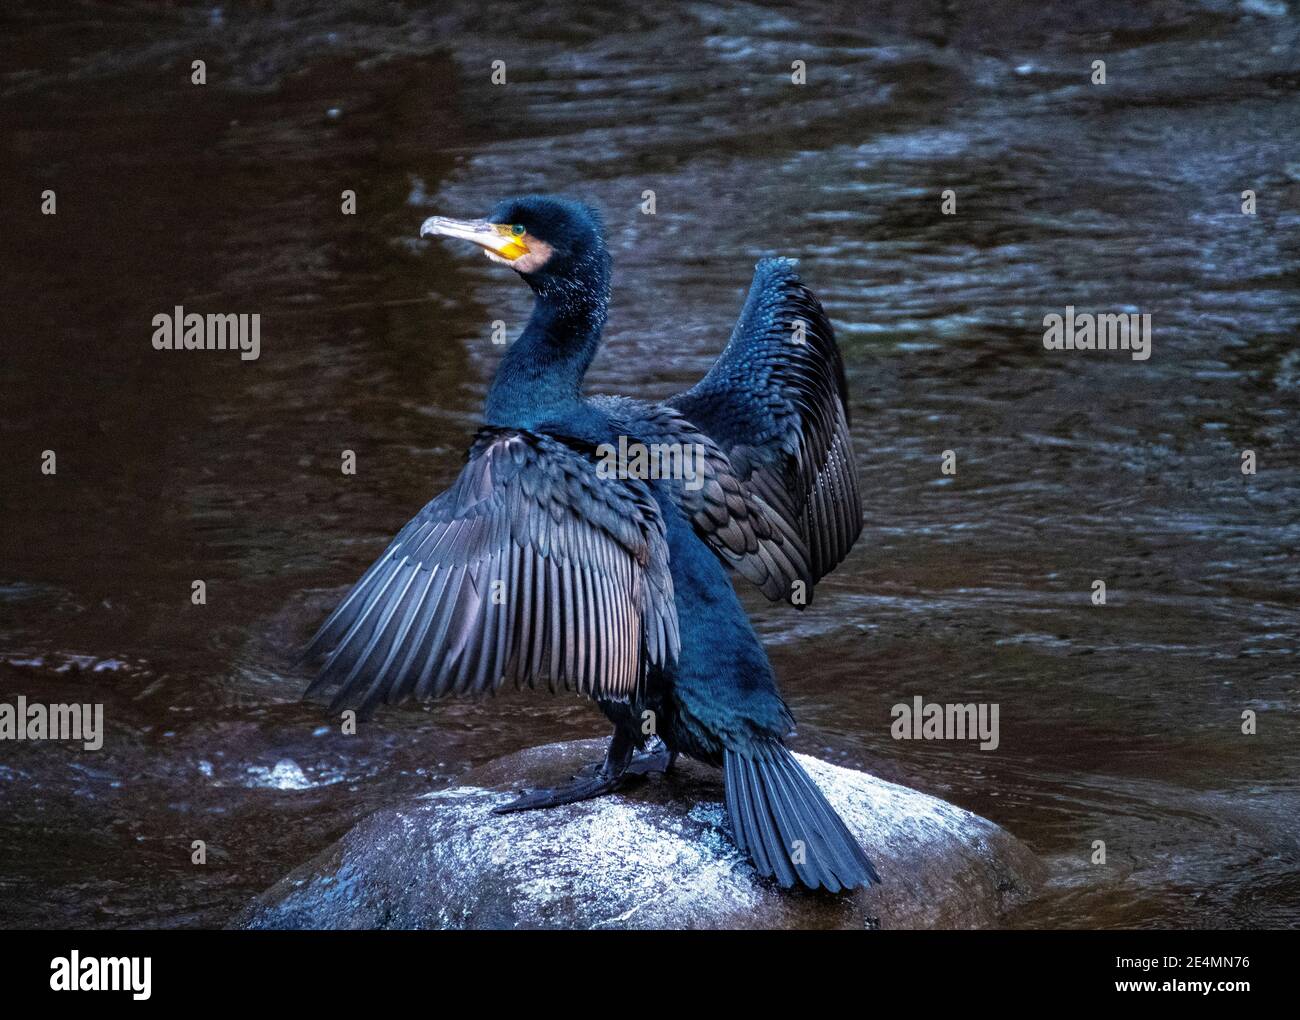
[419,216,529,263]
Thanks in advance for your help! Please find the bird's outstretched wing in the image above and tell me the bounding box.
[303,428,679,716]
[591,396,810,602]
[669,258,861,594]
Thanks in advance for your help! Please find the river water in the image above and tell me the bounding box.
[1,1,1297,928]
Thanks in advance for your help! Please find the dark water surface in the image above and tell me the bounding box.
[2,1,1297,928]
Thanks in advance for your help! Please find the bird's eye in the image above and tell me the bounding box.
[511,224,526,237]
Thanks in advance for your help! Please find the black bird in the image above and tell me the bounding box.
[304,196,877,892]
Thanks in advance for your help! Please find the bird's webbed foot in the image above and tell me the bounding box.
[491,771,626,813]
[492,730,637,815]
[572,734,674,781]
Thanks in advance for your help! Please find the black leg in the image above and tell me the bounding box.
[624,733,676,777]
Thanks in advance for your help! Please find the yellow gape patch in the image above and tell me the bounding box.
[497,234,554,273]
[494,223,530,261]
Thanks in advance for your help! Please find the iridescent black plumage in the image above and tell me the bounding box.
[303,196,877,892]
[670,257,863,585]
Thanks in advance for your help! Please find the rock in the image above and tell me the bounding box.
[234,739,1044,930]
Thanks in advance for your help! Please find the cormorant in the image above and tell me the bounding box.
[303,196,878,892]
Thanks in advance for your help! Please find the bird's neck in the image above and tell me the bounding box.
[484,269,609,427]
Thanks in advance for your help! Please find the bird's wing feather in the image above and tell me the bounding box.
[303,428,678,715]
[591,396,811,602]
[668,257,862,592]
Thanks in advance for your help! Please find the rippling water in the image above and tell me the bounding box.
[2,1,1297,928]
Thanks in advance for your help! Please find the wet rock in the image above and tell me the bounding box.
[235,739,1043,930]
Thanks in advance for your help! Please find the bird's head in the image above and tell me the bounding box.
[420,195,609,298]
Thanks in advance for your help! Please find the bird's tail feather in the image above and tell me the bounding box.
[723,742,880,892]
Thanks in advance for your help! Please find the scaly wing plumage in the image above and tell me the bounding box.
[670,258,862,594]
[591,396,811,602]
